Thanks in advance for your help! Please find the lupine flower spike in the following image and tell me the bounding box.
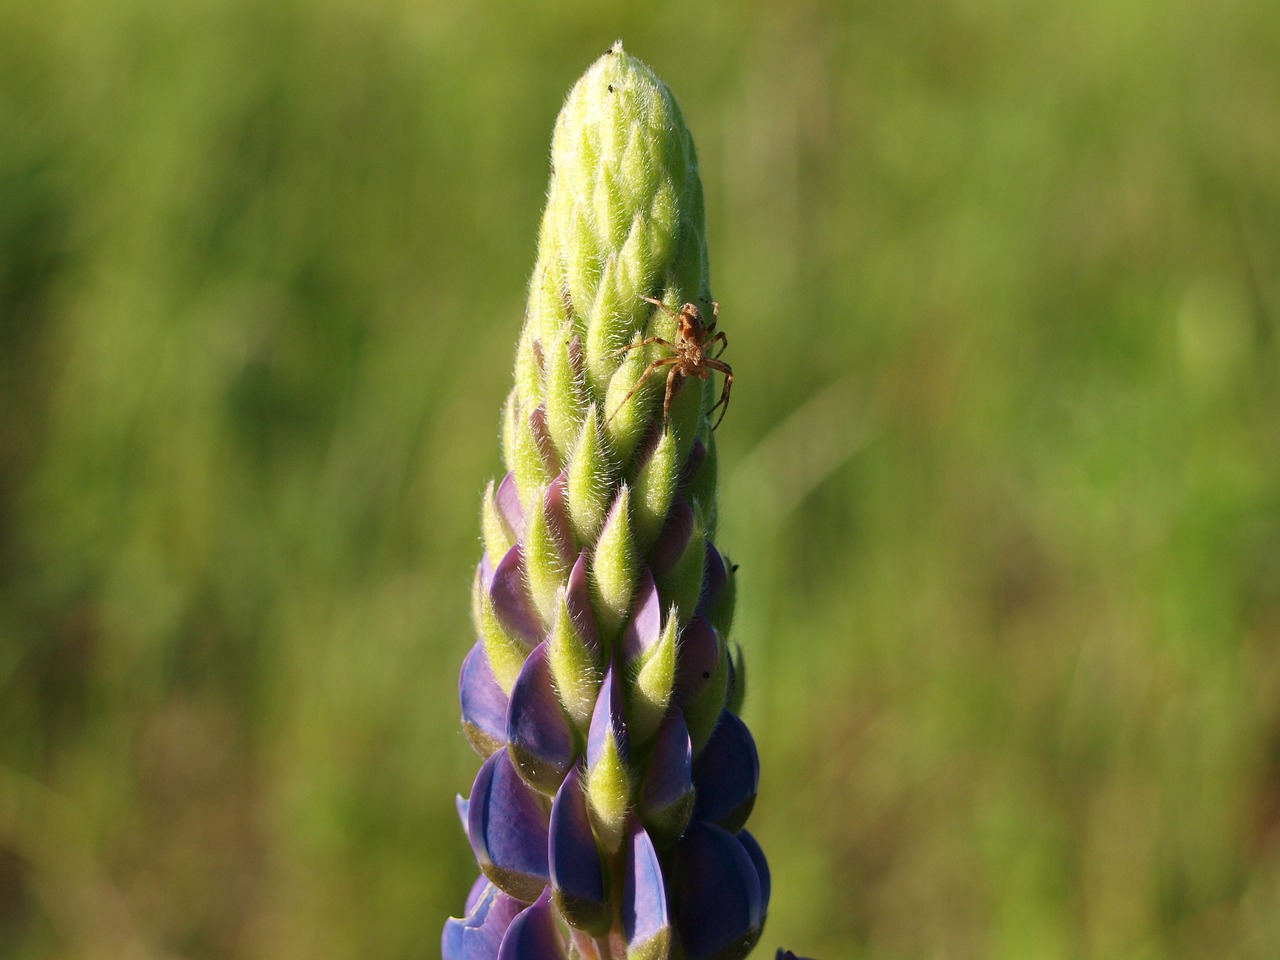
[445,43,772,960]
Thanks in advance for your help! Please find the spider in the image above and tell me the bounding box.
[605,295,734,430]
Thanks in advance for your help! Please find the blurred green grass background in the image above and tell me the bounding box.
[2,0,1279,957]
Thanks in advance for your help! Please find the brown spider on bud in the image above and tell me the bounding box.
[606,296,734,430]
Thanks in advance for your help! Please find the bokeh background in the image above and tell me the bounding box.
[3,0,1279,957]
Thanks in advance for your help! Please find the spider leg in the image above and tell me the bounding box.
[705,331,728,359]
[607,336,676,359]
[605,356,680,426]
[703,358,734,430]
[662,364,685,425]
[699,300,721,336]
[704,358,733,377]
[639,295,680,320]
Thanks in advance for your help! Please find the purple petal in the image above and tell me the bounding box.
[467,749,551,902]
[587,662,629,767]
[442,881,527,960]
[497,889,568,960]
[621,568,663,662]
[673,821,765,960]
[639,706,694,841]
[737,829,771,915]
[460,643,509,757]
[464,874,489,915]
[543,470,576,563]
[506,641,575,794]
[649,500,694,577]
[564,552,600,653]
[490,543,544,645]
[675,616,720,704]
[623,820,671,955]
[691,710,759,833]
[549,764,609,934]
[696,543,727,616]
[495,472,526,541]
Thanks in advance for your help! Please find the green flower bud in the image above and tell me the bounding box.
[525,498,569,624]
[632,430,679,554]
[688,430,718,537]
[515,319,543,409]
[592,485,637,640]
[659,518,705,627]
[685,638,729,754]
[477,583,529,695]
[501,389,519,479]
[709,553,737,636]
[587,664,631,855]
[604,345,658,466]
[582,258,631,396]
[543,325,586,461]
[549,588,600,730]
[481,480,515,566]
[529,255,571,347]
[586,737,629,854]
[667,352,708,464]
[630,608,678,744]
[512,403,556,515]
[566,407,613,544]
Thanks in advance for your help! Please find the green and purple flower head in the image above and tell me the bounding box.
[444,44,778,960]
